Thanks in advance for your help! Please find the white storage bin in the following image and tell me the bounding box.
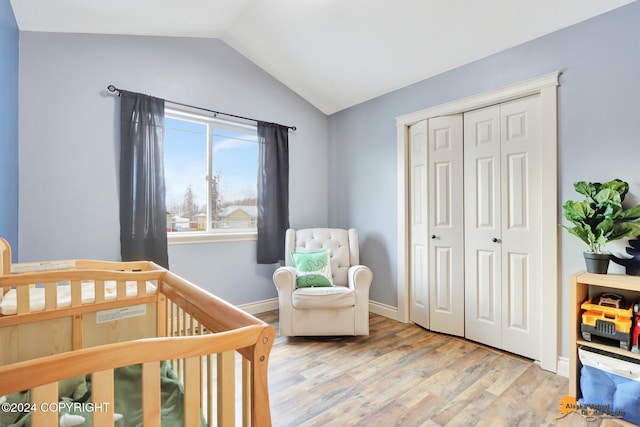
[579,347,640,425]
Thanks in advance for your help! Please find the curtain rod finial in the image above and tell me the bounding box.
[107,85,117,93]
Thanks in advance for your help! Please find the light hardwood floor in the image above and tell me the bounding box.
[255,311,634,427]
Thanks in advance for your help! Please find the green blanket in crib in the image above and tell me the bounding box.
[0,361,205,427]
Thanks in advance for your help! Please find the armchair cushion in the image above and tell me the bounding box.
[292,286,355,309]
[291,250,334,288]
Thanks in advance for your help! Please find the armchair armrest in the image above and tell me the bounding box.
[273,266,297,294]
[347,265,373,292]
[348,265,372,335]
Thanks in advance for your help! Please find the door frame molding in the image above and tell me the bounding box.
[395,71,560,372]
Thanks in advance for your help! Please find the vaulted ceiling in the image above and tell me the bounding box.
[9,0,636,114]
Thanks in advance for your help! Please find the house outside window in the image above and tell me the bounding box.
[164,105,258,242]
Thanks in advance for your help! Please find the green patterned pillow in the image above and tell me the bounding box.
[291,250,334,288]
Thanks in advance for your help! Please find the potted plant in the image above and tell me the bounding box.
[563,179,640,274]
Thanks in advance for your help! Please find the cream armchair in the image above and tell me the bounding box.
[273,228,373,337]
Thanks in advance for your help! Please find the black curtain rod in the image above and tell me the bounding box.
[107,85,296,131]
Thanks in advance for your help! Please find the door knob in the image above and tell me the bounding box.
[431,235,437,239]
[492,238,499,243]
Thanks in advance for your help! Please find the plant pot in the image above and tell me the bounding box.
[584,252,610,274]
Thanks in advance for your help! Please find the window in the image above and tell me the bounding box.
[164,106,258,241]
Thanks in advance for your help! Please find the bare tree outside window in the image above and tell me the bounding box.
[210,171,221,228]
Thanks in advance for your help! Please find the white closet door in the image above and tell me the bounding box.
[428,115,464,337]
[464,106,502,349]
[464,95,541,360]
[500,95,541,360]
[409,120,429,329]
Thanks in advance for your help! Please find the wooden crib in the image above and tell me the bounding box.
[0,238,275,426]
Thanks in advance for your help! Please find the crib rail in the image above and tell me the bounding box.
[0,261,275,427]
[0,328,264,425]
[11,258,158,273]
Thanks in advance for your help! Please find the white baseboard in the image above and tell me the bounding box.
[369,300,400,321]
[556,356,570,378]
[238,298,278,315]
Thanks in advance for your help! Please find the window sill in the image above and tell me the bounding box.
[168,231,257,245]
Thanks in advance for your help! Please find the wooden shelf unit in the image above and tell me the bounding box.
[569,271,640,397]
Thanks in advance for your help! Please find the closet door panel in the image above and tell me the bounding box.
[428,115,464,337]
[500,95,541,360]
[464,106,501,348]
[409,120,430,328]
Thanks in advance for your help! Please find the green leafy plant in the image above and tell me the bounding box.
[563,179,640,254]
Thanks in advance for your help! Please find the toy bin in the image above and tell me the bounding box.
[581,296,633,350]
[579,347,640,425]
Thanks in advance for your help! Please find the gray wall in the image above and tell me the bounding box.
[0,0,18,259]
[18,33,328,304]
[327,1,640,357]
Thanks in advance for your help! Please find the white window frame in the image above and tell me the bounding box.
[165,104,258,245]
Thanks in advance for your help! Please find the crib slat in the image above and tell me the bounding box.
[72,314,84,350]
[182,308,187,335]
[16,285,30,315]
[176,305,182,335]
[166,300,173,336]
[217,350,235,426]
[95,280,105,302]
[31,382,57,426]
[137,280,145,297]
[117,281,126,299]
[206,353,214,425]
[71,280,82,306]
[156,294,166,338]
[242,358,251,427]
[44,282,57,311]
[176,306,184,376]
[184,356,202,427]
[142,361,161,427]
[92,369,114,426]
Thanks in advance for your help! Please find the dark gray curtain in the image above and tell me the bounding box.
[119,91,169,268]
[257,122,290,264]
